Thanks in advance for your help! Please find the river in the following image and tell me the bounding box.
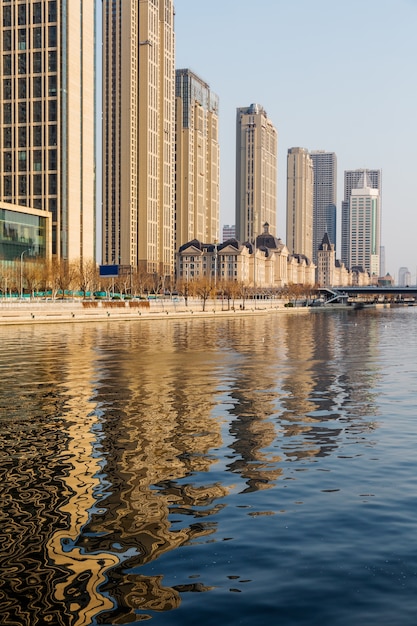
[1,307,417,625]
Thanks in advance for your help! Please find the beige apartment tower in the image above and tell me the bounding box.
[175,69,219,249]
[235,103,277,244]
[0,0,96,262]
[102,0,175,276]
[286,147,313,260]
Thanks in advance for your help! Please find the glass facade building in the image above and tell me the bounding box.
[0,202,51,261]
[0,0,96,262]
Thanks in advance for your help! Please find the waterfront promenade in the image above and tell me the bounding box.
[0,297,309,326]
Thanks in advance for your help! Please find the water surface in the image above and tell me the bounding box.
[1,308,417,625]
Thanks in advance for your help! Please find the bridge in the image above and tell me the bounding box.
[317,286,417,305]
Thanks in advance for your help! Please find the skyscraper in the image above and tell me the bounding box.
[341,169,382,268]
[175,69,219,249]
[348,175,380,277]
[0,0,96,261]
[235,104,277,243]
[102,0,175,276]
[286,147,313,259]
[310,151,337,264]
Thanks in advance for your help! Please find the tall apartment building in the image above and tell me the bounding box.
[222,224,236,242]
[0,0,96,262]
[349,177,380,277]
[286,147,313,260]
[175,69,219,249]
[235,103,277,244]
[341,169,381,268]
[102,0,175,276]
[310,150,337,264]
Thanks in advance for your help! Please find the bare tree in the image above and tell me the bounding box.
[51,259,78,299]
[23,258,44,298]
[0,264,17,298]
[76,258,99,298]
[193,276,215,312]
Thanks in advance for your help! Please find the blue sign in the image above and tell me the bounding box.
[99,264,119,277]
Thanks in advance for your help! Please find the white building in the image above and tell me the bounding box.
[349,179,380,277]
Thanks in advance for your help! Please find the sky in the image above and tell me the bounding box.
[174,0,417,280]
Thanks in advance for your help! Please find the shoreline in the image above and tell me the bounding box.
[0,299,310,326]
[0,299,397,327]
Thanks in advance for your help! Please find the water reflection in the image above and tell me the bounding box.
[0,311,386,624]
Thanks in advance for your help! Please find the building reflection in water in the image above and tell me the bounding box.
[0,312,383,624]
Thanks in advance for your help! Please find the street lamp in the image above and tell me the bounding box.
[20,249,29,300]
[214,240,218,288]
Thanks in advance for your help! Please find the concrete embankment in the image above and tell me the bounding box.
[0,298,309,326]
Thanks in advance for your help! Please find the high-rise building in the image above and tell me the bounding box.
[175,69,219,249]
[235,104,277,244]
[102,0,175,276]
[341,169,381,268]
[310,151,337,264]
[398,267,411,287]
[0,0,96,262]
[286,147,313,259]
[222,224,236,242]
[348,176,380,276]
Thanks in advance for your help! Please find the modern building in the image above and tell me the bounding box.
[310,151,337,264]
[286,147,314,261]
[341,169,381,268]
[0,201,51,262]
[0,0,96,263]
[398,267,411,287]
[102,0,175,276]
[175,69,219,250]
[348,177,381,277]
[222,224,236,242]
[235,104,277,244]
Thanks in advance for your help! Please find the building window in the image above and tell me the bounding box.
[18,127,27,147]
[33,174,42,194]
[3,127,12,148]
[32,3,42,24]
[48,51,56,72]
[48,125,57,146]
[18,5,27,26]
[33,126,42,146]
[18,175,27,195]
[48,173,57,194]
[33,100,42,122]
[18,151,27,171]
[48,75,56,95]
[48,26,57,47]
[3,152,12,172]
[18,78,27,99]
[48,1,57,22]
[3,30,12,51]
[3,175,12,195]
[33,150,42,171]
[3,54,12,75]
[33,27,42,48]
[3,79,12,100]
[33,76,42,98]
[33,51,42,73]
[3,7,12,28]
[18,102,27,123]
[48,100,57,121]
[18,29,26,50]
[48,149,57,170]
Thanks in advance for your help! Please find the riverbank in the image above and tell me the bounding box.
[0,298,311,326]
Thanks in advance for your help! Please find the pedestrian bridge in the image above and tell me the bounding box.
[318,286,417,304]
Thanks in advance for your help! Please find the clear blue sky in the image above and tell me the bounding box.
[174,0,417,280]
